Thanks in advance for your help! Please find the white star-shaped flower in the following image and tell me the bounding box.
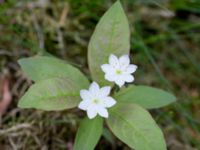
[78,82,116,119]
[101,54,137,87]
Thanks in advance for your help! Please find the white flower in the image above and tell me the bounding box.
[101,54,137,87]
[78,82,116,119]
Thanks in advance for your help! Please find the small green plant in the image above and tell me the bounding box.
[18,1,176,150]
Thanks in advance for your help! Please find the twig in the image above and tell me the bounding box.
[56,27,65,56]
[31,13,45,51]
[0,50,13,56]
[0,123,32,135]
[58,4,69,28]
[56,4,69,57]
[9,137,18,150]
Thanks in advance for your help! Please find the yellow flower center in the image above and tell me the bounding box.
[116,69,122,74]
[92,99,99,104]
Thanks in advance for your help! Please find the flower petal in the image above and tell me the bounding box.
[99,86,111,97]
[103,97,116,107]
[80,90,91,101]
[123,74,134,82]
[101,64,113,73]
[115,78,125,87]
[89,82,100,95]
[97,107,108,118]
[78,100,90,110]
[87,105,98,119]
[126,64,137,73]
[109,54,119,66]
[105,74,116,82]
[119,54,130,67]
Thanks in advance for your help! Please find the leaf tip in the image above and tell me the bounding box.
[17,100,23,108]
[170,93,177,102]
[17,58,25,66]
[113,0,123,9]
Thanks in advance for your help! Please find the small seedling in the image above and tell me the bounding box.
[18,1,176,150]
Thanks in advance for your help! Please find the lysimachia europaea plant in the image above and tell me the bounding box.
[18,1,176,150]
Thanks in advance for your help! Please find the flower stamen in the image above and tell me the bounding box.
[92,99,99,104]
[116,69,122,75]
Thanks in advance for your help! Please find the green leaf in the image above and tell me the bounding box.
[107,103,167,150]
[114,85,176,109]
[18,56,89,88]
[88,1,130,85]
[18,77,80,111]
[74,117,103,150]
[102,128,115,145]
